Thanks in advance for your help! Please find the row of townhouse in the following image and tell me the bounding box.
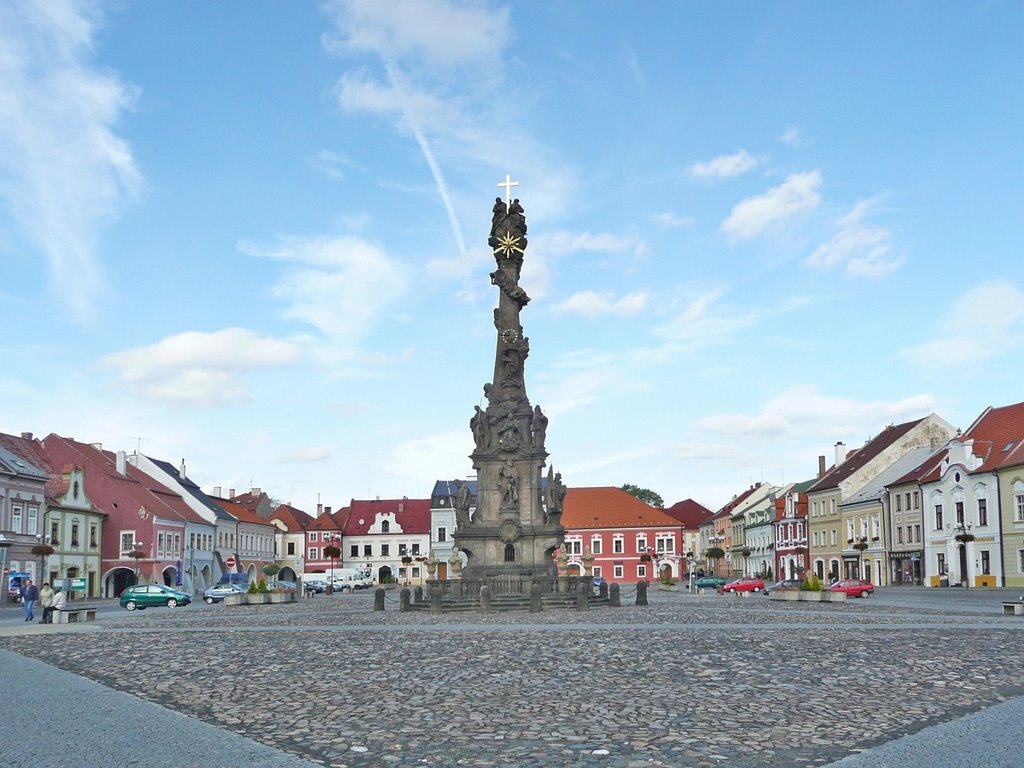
[0,431,298,599]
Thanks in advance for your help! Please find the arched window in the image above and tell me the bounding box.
[504,543,515,562]
[381,520,390,533]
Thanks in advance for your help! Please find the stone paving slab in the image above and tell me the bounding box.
[1,591,1022,767]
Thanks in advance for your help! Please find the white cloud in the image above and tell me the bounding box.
[242,236,408,346]
[101,328,302,407]
[386,429,468,493]
[697,385,936,440]
[323,0,510,71]
[0,0,140,322]
[690,150,761,179]
[806,200,904,278]
[720,170,822,239]
[522,230,647,300]
[780,126,801,146]
[653,211,695,229]
[653,288,756,348]
[552,290,649,318]
[901,281,1024,369]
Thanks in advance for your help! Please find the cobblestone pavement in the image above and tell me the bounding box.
[2,589,1023,768]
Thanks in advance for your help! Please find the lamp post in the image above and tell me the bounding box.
[707,534,725,576]
[128,540,144,585]
[32,534,57,585]
[323,534,341,595]
[0,534,11,608]
[952,523,975,588]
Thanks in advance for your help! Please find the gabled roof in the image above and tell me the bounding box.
[270,503,315,532]
[0,441,49,481]
[960,401,1024,473]
[343,498,431,536]
[307,507,349,532]
[563,486,682,529]
[40,434,207,525]
[662,498,714,528]
[807,418,926,493]
[210,496,277,526]
[714,484,762,519]
[146,456,236,521]
[843,446,939,506]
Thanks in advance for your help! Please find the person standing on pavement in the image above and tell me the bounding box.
[22,578,38,621]
[38,582,54,623]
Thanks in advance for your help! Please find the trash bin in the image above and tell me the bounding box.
[940,577,949,587]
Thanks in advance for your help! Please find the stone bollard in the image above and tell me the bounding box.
[529,582,543,613]
[609,583,621,607]
[480,585,492,611]
[399,588,411,612]
[430,585,443,614]
[414,585,424,603]
[373,587,385,611]
[576,582,590,611]
[636,580,649,606]
[599,581,609,600]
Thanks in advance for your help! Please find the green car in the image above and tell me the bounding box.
[120,584,192,611]
[695,576,728,589]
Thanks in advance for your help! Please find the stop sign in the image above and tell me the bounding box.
[225,556,236,568]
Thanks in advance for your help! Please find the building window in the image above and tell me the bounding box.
[593,566,602,578]
[381,520,390,533]
[28,507,38,535]
[350,545,358,557]
[1015,484,1024,522]
[12,505,22,532]
[934,504,943,530]
[363,544,372,557]
[613,537,624,554]
[1019,550,1024,573]
[895,495,902,512]
[89,525,97,548]
[310,532,319,542]
[636,535,648,552]
[309,548,318,560]
[913,491,919,509]
[504,543,515,562]
[978,498,988,527]
[591,537,602,555]
[120,532,135,553]
[566,539,582,555]
[655,534,674,553]
[897,527,903,544]
[937,553,946,575]
[437,527,447,543]
[158,532,166,557]
[412,543,420,555]
[914,525,921,543]
[398,543,407,556]
[955,501,964,526]
[381,544,390,557]
[71,522,80,547]
[981,550,991,575]
[637,565,647,579]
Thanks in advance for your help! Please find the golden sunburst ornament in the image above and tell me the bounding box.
[493,230,524,256]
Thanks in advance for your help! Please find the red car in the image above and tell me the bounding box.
[723,577,765,593]
[829,578,874,598]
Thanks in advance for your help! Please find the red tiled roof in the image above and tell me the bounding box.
[343,498,431,535]
[961,401,1024,473]
[662,498,714,528]
[269,503,315,532]
[563,487,682,529]
[807,418,926,493]
[211,497,273,526]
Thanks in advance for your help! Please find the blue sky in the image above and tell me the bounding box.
[2,1,1022,512]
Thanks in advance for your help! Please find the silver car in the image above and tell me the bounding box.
[203,583,246,604]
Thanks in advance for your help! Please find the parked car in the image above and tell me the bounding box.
[303,579,326,594]
[274,580,297,590]
[829,578,875,598]
[764,579,802,594]
[723,577,765,593]
[695,575,727,589]
[203,583,246,604]
[120,584,192,611]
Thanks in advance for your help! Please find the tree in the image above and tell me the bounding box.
[620,484,664,508]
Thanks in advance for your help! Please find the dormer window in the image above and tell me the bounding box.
[381,520,390,533]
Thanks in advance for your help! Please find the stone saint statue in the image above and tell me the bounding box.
[532,405,548,448]
[545,468,567,523]
[470,405,490,450]
[454,479,472,528]
[499,459,518,508]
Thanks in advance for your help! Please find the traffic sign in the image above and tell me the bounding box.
[225,556,236,568]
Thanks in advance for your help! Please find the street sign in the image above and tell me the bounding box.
[70,577,87,591]
[225,556,236,569]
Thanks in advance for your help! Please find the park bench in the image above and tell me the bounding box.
[55,607,98,624]
[1000,601,1024,616]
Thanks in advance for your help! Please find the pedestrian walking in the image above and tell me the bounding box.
[22,578,38,621]
[38,582,54,623]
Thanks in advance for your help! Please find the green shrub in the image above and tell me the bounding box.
[247,581,258,594]
[257,579,269,594]
[800,574,823,592]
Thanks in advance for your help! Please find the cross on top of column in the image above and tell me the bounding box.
[497,174,519,205]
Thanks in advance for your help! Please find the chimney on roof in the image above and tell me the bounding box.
[229,488,235,498]
[213,486,222,497]
[324,506,332,515]
[179,458,186,478]
[20,432,32,440]
[834,442,846,466]
[317,502,323,516]
[398,501,404,513]
[818,455,826,478]
[252,487,261,495]
[116,450,127,476]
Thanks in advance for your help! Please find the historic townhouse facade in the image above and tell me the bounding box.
[773,480,811,581]
[431,479,477,579]
[662,498,714,572]
[725,483,780,578]
[807,415,957,583]
[304,506,346,575]
[998,440,1024,589]
[0,436,53,591]
[343,498,431,585]
[268,503,314,583]
[562,486,683,583]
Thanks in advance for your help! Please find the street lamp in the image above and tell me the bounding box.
[707,534,725,576]
[0,534,11,608]
[323,534,341,595]
[127,540,144,585]
[32,534,57,585]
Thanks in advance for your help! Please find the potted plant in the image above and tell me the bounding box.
[955,532,976,543]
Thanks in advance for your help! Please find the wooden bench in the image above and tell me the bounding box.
[1000,602,1024,616]
[55,607,98,624]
